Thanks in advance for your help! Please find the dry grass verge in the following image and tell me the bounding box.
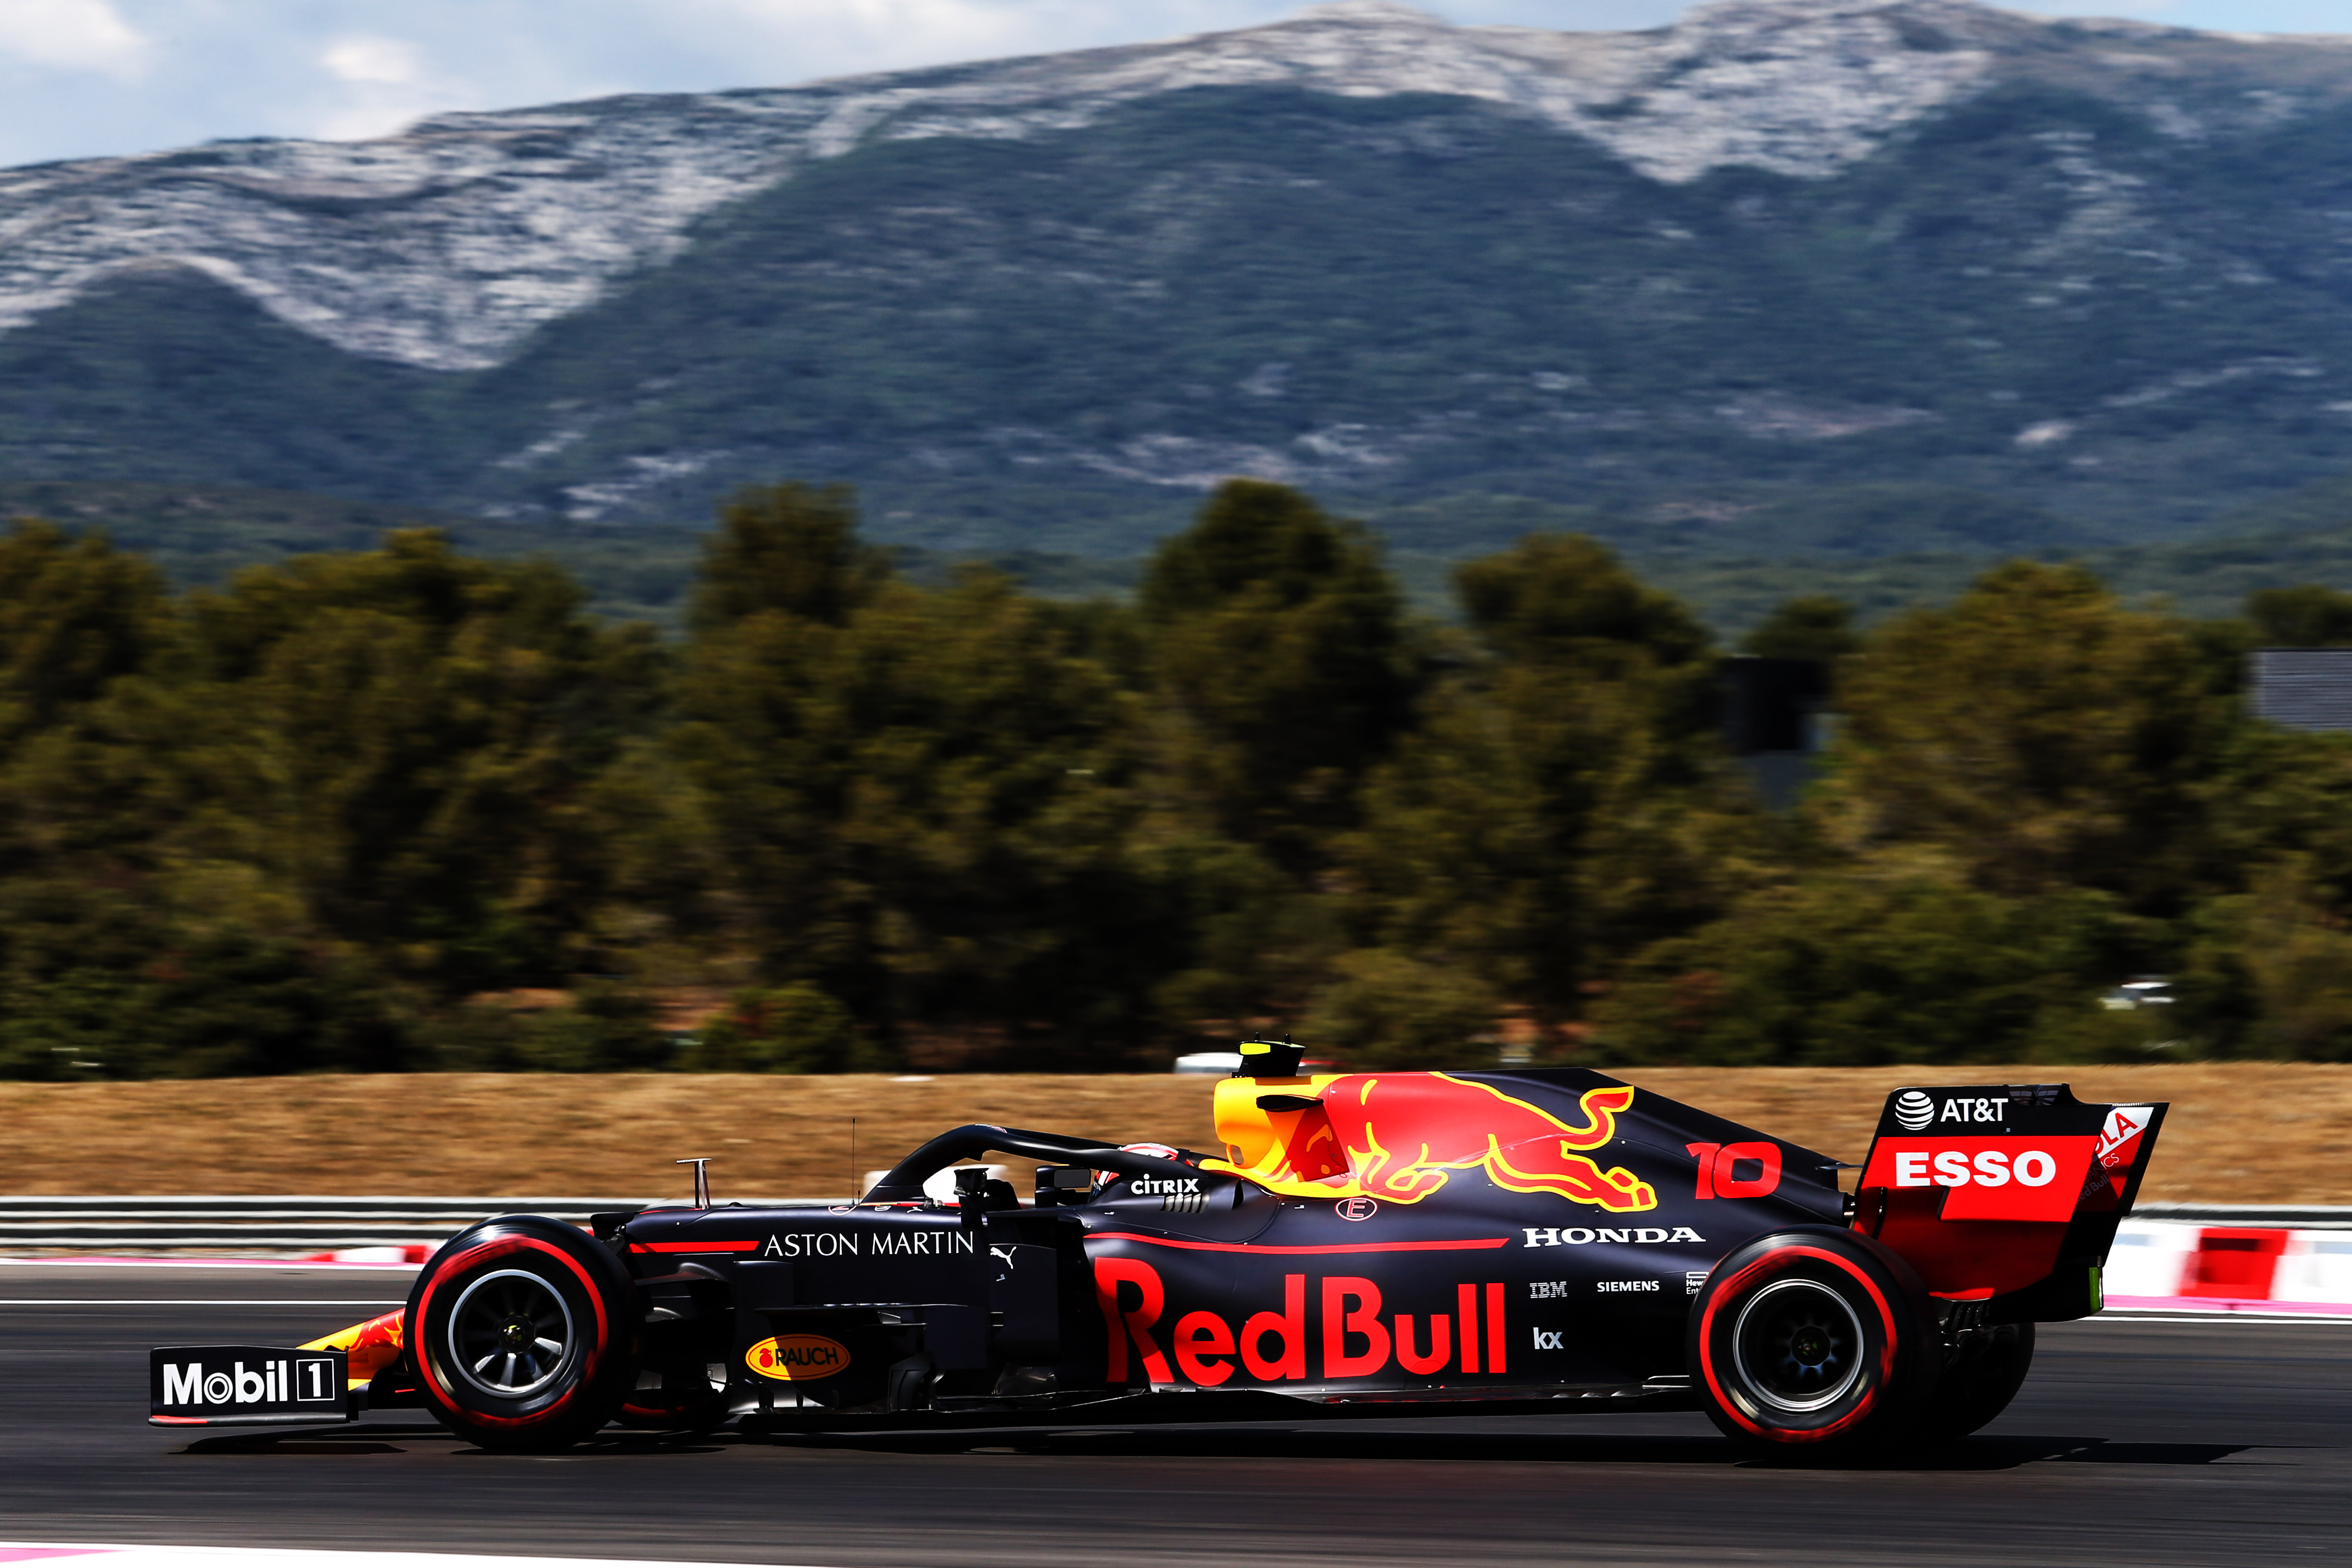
[0,1064,2342,1205]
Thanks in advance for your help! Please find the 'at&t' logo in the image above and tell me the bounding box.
[1894,1091,2010,1131]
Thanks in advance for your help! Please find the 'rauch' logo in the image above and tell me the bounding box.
[745,1334,849,1382]
[1894,1090,1936,1132]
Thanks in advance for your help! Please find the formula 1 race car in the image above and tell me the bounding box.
[149,1044,2166,1458]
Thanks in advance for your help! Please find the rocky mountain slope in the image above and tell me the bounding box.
[7,0,2352,558]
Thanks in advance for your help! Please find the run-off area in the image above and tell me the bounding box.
[2,1264,2349,1568]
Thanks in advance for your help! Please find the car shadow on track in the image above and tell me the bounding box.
[175,1424,2259,1471]
[759,1426,2258,1472]
[1784,1436,2256,1472]
[179,1426,729,1460]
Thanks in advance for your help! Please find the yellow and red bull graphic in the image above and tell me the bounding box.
[1210,1072,1656,1213]
[300,1307,405,1390]
[745,1333,850,1382]
[1095,1256,1513,1385]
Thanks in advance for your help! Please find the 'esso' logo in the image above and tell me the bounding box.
[1893,1090,1935,1131]
[1892,1149,2057,1189]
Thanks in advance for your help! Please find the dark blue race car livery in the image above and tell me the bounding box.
[150,1044,2166,1457]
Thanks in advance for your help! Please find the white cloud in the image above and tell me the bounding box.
[0,0,147,74]
[652,0,1270,82]
[1,0,2349,170]
[311,34,475,142]
[321,35,422,86]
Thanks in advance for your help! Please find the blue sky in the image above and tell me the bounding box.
[2,0,2345,169]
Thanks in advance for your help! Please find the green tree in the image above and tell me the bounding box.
[1139,480,1416,866]
[0,523,201,1078]
[690,483,892,632]
[2176,859,2352,1060]
[682,981,882,1073]
[2247,583,2352,647]
[1324,536,1756,1040]
[509,981,674,1072]
[678,546,1175,1058]
[181,529,666,997]
[0,522,182,878]
[1455,533,1711,679]
[0,521,175,745]
[1303,948,1501,1070]
[2220,728,2352,912]
[1818,561,2225,912]
[1591,869,2139,1066]
[1740,594,1862,664]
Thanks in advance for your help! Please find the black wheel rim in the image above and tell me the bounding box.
[1730,1277,1866,1413]
[448,1268,576,1398]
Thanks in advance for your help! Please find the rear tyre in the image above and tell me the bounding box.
[1916,1321,2034,1445]
[407,1215,638,1452]
[1689,1226,1939,1460]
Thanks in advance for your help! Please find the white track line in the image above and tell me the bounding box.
[0,1551,834,1568]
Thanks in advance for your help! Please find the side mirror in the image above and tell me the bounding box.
[1236,1038,1307,1077]
[1034,1166,1093,1206]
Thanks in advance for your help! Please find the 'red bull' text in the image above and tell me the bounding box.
[1094,1257,1511,1385]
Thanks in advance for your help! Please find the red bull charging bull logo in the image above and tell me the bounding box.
[1213,1073,1657,1214]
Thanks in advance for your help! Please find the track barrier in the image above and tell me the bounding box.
[5,1198,2352,1315]
[2105,1213,2352,1315]
[0,1194,837,1258]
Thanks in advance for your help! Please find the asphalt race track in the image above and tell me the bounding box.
[3,1263,2347,1567]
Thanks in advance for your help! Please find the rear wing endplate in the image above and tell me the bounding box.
[1852,1084,2166,1322]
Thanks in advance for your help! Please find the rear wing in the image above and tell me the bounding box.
[1852,1084,2166,1323]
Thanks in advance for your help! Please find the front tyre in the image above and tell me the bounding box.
[407,1215,638,1452]
[1690,1226,1938,1460]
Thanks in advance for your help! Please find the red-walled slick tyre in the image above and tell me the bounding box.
[1689,1226,1939,1460]
[407,1215,638,1452]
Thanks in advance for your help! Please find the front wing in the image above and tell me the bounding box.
[149,1345,351,1427]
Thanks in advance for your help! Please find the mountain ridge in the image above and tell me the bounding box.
[6,0,2347,372]
[10,1,2352,556]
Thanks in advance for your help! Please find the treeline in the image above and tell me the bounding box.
[4,478,2352,1079]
